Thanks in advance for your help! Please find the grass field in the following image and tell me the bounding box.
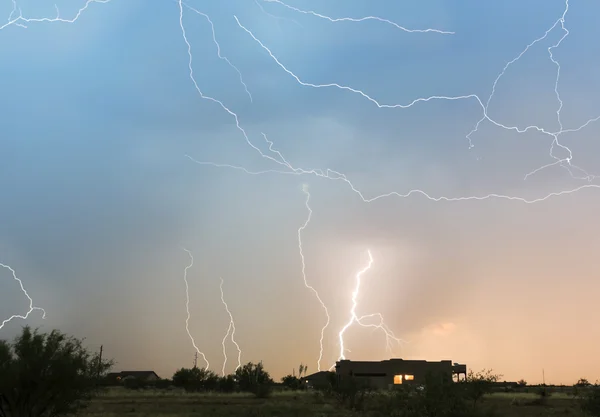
[84,387,588,417]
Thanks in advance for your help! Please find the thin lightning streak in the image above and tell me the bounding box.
[254,0,304,29]
[0,263,46,330]
[180,2,252,103]
[261,0,455,34]
[176,0,299,172]
[0,0,110,31]
[219,277,242,376]
[181,248,210,370]
[335,251,405,367]
[298,185,330,371]
[232,7,600,186]
[337,250,374,361]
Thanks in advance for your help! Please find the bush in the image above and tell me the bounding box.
[172,367,218,392]
[281,375,303,390]
[0,326,113,417]
[235,361,274,398]
[218,375,236,393]
[580,384,600,416]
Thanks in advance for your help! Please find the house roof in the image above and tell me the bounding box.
[304,371,331,380]
[108,371,160,379]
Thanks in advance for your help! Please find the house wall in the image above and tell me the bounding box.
[336,359,454,387]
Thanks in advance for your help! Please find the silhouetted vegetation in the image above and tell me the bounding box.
[172,366,219,392]
[0,326,113,417]
[1,328,593,416]
[235,361,274,398]
[579,382,600,417]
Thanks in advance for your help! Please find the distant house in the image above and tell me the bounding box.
[105,371,160,384]
[335,359,467,389]
[303,371,333,389]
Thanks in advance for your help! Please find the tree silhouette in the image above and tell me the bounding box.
[0,326,113,417]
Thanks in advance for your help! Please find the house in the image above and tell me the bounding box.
[105,371,160,384]
[303,371,333,389]
[335,359,467,389]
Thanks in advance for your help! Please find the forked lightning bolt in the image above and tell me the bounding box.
[181,248,209,370]
[336,250,405,367]
[1,0,109,31]
[178,1,600,369]
[0,263,46,330]
[297,185,330,371]
[219,277,242,376]
[5,0,600,375]
[222,0,600,192]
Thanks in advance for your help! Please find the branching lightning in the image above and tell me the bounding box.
[1,0,109,31]
[260,0,454,35]
[219,277,242,376]
[177,0,600,368]
[5,0,600,377]
[181,248,210,370]
[298,185,330,371]
[0,263,45,330]
[335,250,406,367]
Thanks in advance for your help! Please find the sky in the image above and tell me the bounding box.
[1,0,600,385]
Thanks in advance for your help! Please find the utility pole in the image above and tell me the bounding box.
[193,351,198,369]
[97,345,103,379]
[542,369,546,386]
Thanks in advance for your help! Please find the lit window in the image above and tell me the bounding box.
[393,375,403,384]
[405,375,414,381]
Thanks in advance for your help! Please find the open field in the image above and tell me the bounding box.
[83,387,588,417]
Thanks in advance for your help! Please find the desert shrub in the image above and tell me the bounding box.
[580,384,600,416]
[281,375,303,390]
[217,374,236,393]
[463,369,501,407]
[0,326,113,417]
[172,367,218,392]
[235,361,274,398]
[154,379,172,389]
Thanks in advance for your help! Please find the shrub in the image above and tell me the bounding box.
[172,367,218,392]
[235,361,274,398]
[0,326,113,417]
[580,384,600,416]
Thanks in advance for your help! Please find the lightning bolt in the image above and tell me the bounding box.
[0,262,46,330]
[227,1,600,191]
[181,248,209,370]
[335,250,405,366]
[180,2,252,103]
[6,0,600,378]
[298,185,330,371]
[260,0,455,35]
[178,1,600,369]
[1,0,110,31]
[219,277,242,376]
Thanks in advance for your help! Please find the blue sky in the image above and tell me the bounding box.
[1,0,600,383]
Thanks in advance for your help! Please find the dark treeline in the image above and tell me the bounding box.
[2,326,600,417]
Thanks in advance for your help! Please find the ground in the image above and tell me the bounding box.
[86,388,587,417]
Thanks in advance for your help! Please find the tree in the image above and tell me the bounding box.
[517,379,527,387]
[0,326,113,417]
[217,374,236,393]
[235,361,273,398]
[577,378,591,387]
[463,369,501,407]
[281,374,302,390]
[172,367,218,392]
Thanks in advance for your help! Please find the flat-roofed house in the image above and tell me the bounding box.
[335,359,467,389]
